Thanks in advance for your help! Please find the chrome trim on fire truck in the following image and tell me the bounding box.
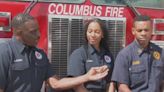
[153,19,164,35]
[10,0,85,4]
[0,12,11,32]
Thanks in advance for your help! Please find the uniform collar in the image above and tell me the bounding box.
[133,40,152,56]
[87,44,95,55]
[87,44,105,55]
[11,36,26,54]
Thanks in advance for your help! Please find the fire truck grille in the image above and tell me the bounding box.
[48,15,126,77]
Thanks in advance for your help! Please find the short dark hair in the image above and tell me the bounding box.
[83,18,109,51]
[133,15,151,27]
[12,13,35,29]
[134,15,151,22]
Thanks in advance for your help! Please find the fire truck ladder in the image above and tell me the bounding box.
[123,0,141,16]
[23,0,38,14]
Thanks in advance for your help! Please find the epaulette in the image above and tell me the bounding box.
[150,42,162,53]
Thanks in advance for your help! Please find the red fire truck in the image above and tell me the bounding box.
[0,0,164,79]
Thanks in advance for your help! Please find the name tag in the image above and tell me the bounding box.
[14,59,23,62]
[86,60,93,63]
[132,60,140,65]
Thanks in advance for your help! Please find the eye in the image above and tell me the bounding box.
[137,29,149,32]
[137,29,143,32]
[138,29,142,32]
[87,29,92,33]
[144,29,149,32]
[95,30,101,34]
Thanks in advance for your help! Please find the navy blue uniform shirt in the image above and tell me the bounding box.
[67,44,114,91]
[112,40,164,92]
[0,37,54,92]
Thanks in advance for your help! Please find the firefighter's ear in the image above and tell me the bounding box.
[13,28,22,36]
[102,35,104,38]
[101,32,104,38]
[132,27,135,35]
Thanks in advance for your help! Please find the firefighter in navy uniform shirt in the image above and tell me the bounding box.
[111,15,164,92]
[67,18,115,92]
[0,37,52,92]
[0,13,110,92]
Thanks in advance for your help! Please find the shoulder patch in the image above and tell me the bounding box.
[153,51,160,60]
[35,51,42,60]
[104,55,111,63]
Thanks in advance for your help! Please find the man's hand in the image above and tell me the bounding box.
[86,65,109,81]
[0,89,4,92]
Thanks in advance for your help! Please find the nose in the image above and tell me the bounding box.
[141,30,146,35]
[90,32,96,37]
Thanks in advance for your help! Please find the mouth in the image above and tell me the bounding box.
[89,39,96,42]
[139,38,146,41]
[139,39,146,41]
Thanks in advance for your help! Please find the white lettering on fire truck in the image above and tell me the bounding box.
[48,3,124,17]
[105,7,124,17]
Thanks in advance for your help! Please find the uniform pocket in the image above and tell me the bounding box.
[153,61,164,68]
[130,65,146,88]
[85,60,98,71]
[10,60,30,80]
[153,61,164,78]
[11,61,29,70]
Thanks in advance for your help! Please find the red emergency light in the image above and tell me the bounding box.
[153,19,164,35]
[0,17,9,27]
[155,23,164,31]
